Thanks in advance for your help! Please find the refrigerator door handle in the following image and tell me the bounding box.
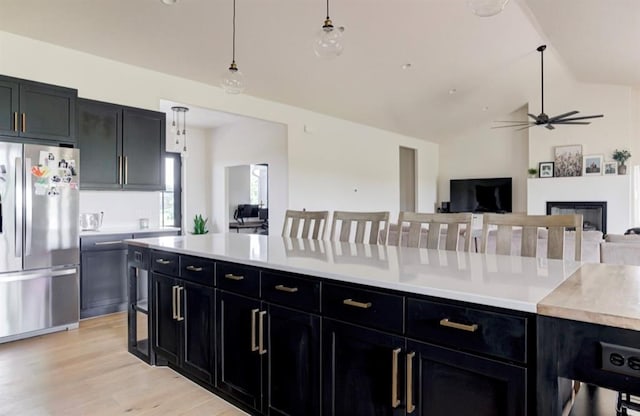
[0,267,77,284]
[15,157,22,258]
[24,157,32,256]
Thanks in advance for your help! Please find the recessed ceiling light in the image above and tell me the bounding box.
[448,88,457,95]
[401,63,412,70]
[483,106,489,111]
[161,0,177,5]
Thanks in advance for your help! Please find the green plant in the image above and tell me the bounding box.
[192,214,209,234]
[528,168,538,176]
[612,149,631,164]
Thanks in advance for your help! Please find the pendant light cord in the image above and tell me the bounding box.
[232,0,236,64]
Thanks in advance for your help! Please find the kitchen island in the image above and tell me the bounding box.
[127,233,640,416]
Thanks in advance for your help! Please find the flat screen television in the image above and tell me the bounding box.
[449,177,512,213]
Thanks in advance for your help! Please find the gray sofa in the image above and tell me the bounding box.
[599,234,640,266]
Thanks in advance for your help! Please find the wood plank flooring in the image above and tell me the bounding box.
[0,313,247,415]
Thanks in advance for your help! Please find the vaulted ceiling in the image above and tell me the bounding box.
[0,0,638,141]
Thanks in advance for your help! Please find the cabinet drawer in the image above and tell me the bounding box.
[179,255,214,286]
[261,271,320,313]
[323,283,404,334]
[81,234,132,251]
[150,251,179,276]
[407,298,528,363]
[216,262,260,297]
[127,246,149,269]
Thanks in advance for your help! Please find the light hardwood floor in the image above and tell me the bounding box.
[0,313,247,415]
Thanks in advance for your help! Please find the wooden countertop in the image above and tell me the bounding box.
[538,262,640,330]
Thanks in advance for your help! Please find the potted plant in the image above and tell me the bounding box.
[612,149,632,175]
[192,214,209,234]
[527,168,538,178]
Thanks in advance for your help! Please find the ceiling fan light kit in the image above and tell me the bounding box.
[467,0,510,17]
[221,0,246,94]
[494,44,603,130]
[313,0,344,58]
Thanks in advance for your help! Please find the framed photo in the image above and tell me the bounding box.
[604,161,618,176]
[539,161,554,178]
[554,145,583,177]
[583,154,603,176]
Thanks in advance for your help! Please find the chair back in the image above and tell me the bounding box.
[281,210,329,239]
[480,213,583,261]
[330,211,390,245]
[394,212,473,251]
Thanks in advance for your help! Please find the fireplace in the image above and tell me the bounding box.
[546,201,607,234]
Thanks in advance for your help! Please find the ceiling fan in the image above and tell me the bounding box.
[494,45,603,130]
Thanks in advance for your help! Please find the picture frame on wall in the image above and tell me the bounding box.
[604,161,618,176]
[583,154,603,176]
[554,144,583,177]
[539,161,554,178]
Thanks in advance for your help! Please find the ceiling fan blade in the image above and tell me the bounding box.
[493,120,529,123]
[516,124,537,131]
[548,111,579,121]
[545,124,555,130]
[491,124,532,129]
[528,113,539,121]
[556,114,604,122]
[551,121,591,125]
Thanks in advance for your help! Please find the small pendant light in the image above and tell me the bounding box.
[170,106,189,152]
[221,0,246,94]
[313,0,344,58]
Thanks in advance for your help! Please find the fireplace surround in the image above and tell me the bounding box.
[546,201,607,235]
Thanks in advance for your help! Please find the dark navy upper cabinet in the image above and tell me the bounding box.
[0,75,77,143]
[78,98,165,191]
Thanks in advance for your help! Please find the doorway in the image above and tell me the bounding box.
[227,164,269,234]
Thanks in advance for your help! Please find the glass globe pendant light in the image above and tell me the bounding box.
[313,0,343,58]
[467,0,509,17]
[221,0,246,94]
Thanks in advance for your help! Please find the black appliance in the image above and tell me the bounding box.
[449,177,512,213]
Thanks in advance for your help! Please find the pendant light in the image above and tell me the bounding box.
[313,0,343,58]
[170,106,189,152]
[221,0,246,94]
[467,0,509,17]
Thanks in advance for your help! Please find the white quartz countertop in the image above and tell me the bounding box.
[128,233,582,313]
[81,227,181,237]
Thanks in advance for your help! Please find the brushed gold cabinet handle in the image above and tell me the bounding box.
[176,287,184,321]
[258,311,267,355]
[21,113,25,133]
[156,259,171,265]
[407,352,416,413]
[343,298,372,309]
[124,156,128,185]
[118,156,122,185]
[225,273,244,281]
[439,318,478,332]
[186,265,203,272]
[250,308,259,352]
[171,285,178,320]
[275,284,298,293]
[391,348,401,408]
[13,112,18,132]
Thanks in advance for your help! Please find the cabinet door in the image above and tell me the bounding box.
[216,290,262,411]
[152,273,180,365]
[265,304,320,416]
[122,108,165,190]
[323,319,406,416]
[77,99,122,190]
[181,281,214,384]
[0,79,19,136]
[80,249,128,318]
[19,81,76,142]
[407,340,526,416]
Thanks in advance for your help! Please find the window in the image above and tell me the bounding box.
[250,164,268,207]
[162,154,182,227]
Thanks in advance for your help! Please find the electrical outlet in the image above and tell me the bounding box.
[601,342,640,378]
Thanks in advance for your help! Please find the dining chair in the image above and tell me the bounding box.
[329,211,390,245]
[393,212,473,251]
[281,209,329,239]
[479,213,583,261]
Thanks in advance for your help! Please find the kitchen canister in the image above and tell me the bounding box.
[139,218,149,229]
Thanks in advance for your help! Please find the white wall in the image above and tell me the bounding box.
[438,106,529,213]
[79,191,161,229]
[210,119,288,233]
[227,165,251,222]
[0,31,440,234]
[178,127,211,233]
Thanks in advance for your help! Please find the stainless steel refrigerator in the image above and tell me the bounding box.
[0,141,80,343]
